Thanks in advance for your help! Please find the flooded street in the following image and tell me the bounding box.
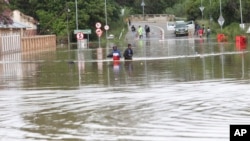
[1,37,250,141]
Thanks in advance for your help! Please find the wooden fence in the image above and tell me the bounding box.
[0,32,56,54]
[22,35,56,52]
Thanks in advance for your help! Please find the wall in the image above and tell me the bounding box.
[130,14,175,22]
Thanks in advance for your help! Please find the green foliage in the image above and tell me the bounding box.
[0,0,13,24]
[222,22,246,40]
[197,19,247,41]
[4,0,250,43]
[185,0,200,20]
[185,0,250,25]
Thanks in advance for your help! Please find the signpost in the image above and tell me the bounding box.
[74,29,91,34]
[218,0,224,31]
[96,22,102,29]
[218,15,225,31]
[76,32,85,49]
[199,6,205,20]
[141,0,145,20]
[74,29,92,48]
[95,23,103,48]
[104,25,109,31]
[76,32,84,40]
[96,29,103,37]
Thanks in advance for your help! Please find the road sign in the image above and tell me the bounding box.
[76,32,84,40]
[218,15,225,26]
[141,0,145,6]
[74,29,91,34]
[199,6,205,12]
[96,22,102,29]
[96,29,103,37]
[104,25,109,30]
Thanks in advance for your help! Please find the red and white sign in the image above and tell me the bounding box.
[76,32,84,40]
[95,22,102,29]
[96,29,103,37]
[104,25,109,30]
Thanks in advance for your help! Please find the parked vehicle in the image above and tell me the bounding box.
[166,22,175,31]
[186,20,195,30]
[174,22,188,37]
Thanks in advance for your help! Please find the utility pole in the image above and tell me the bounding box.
[75,0,78,29]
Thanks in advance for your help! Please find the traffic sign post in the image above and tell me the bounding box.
[76,32,85,49]
[95,22,102,29]
[104,25,109,31]
[218,15,225,31]
[96,29,103,37]
[74,29,92,49]
[96,29,103,48]
[74,29,91,34]
[199,6,205,20]
[95,22,103,48]
[76,32,84,40]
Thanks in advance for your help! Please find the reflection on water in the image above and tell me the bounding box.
[0,39,250,141]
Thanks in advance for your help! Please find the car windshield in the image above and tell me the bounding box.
[175,24,186,28]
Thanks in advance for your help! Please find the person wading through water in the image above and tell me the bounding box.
[107,46,121,61]
[123,43,133,60]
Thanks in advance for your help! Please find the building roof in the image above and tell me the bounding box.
[0,21,30,29]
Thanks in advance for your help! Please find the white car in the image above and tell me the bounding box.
[186,20,195,30]
[166,22,175,31]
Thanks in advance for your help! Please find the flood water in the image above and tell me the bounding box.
[1,38,250,141]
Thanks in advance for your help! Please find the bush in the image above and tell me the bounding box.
[222,23,246,40]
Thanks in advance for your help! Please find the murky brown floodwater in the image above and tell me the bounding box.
[1,38,250,141]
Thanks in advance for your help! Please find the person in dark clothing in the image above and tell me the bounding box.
[145,25,150,38]
[131,25,136,38]
[131,25,136,32]
[128,18,131,26]
[123,44,133,60]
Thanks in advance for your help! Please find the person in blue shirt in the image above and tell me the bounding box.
[107,46,121,60]
[123,44,133,60]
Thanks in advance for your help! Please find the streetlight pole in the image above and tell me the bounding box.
[239,0,244,29]
[219,0,222,31]
[209,0,212,25]
[240,0,243,24]
[105,0,108,39]
[219,0,222,15]
[75,0,78,30]
[141,0,145,20]
[67,6,70,50]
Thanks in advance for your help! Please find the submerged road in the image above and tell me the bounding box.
[125,21,191,42]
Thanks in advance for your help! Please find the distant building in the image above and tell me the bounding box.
[0,10,38,37]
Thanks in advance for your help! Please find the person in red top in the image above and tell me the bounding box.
[198,28,203,38]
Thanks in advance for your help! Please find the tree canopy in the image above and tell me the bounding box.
[0,0,13,25]
[1,0,250,38]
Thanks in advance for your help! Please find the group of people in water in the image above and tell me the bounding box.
[131,24,150,39]
[195,24,211,38]
[107,43,133,61]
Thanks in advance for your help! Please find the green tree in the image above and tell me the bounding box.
[185,0,250,25]
[0,0,13,24]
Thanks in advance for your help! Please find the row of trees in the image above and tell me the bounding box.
[1,0,250,39]
[184,0,250,26]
